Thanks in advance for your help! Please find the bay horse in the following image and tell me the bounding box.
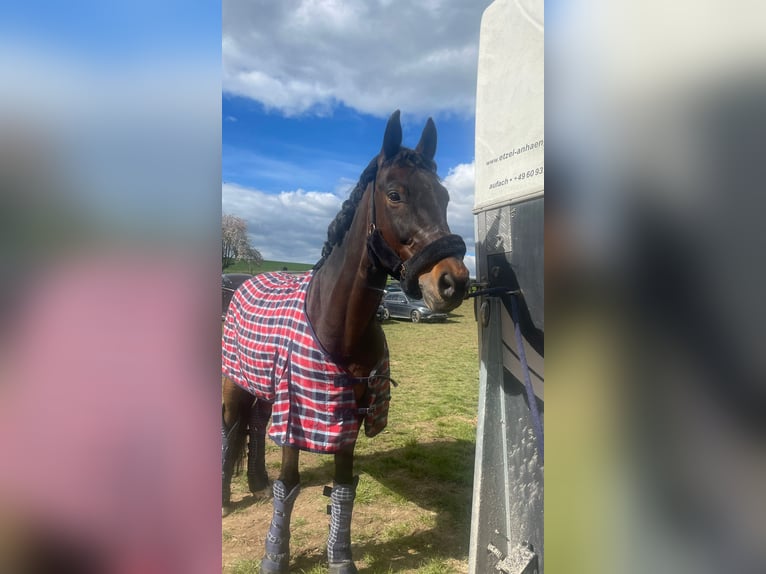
[221,110,469,574]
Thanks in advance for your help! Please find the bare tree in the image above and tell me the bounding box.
[240,242,264,274]
[222,214,263,270]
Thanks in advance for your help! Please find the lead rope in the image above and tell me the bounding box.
[469,288,544,463]
[509,292,544,463]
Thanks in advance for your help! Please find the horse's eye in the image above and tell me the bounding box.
[387,191,401,203]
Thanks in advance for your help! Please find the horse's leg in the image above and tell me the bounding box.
[247,399,272,492]
[221,376,253,516]
[326,445,359,574]
[261,446,301,574]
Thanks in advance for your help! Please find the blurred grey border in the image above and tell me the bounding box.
[547,1,766,572]
[3,1,766,572]
[0,3,222,573]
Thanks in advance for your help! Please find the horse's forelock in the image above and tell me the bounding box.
[381,148,437,174]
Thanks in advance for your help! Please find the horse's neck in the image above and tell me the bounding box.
[307,186,387,372]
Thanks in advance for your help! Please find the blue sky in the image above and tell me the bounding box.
[0,1,221,240]
[0,0,490,274]
[0,1,218,63]
[222,0,495,273]
[223,100,476,193]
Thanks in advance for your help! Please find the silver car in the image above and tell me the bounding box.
[381,290,448,323]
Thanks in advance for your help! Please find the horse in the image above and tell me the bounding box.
[221,110,470,574]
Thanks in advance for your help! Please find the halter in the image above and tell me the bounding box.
[365,176,466,298]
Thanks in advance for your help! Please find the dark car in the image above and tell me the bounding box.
[381,290,447,323]
[222,273,253,319]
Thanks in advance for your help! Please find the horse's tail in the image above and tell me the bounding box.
[222,403,248,478]
[233,427,247,477]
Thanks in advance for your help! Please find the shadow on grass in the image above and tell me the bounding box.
[288,529,465,573]
[355,439,475,572]
[228,439,475,573]
[224,488,272,515]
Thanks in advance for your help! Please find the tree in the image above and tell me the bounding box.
[240,242,264,274]
[222,214,263,270]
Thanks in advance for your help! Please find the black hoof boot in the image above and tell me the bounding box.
[326,476,359,574]
[261,480,300,574]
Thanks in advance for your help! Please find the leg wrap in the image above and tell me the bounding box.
[261,480,300,574]
[326,476,359,574]
[221,417,244,508]
[247,400,272,492]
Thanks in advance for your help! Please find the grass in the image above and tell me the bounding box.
[353,308,479,529]
[229,559,260,574]
[222,304,480,573]
[417,558,457,574]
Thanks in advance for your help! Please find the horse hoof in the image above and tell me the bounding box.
[248,472,270,493]
[222,503,233,518]
[329,561,358,574]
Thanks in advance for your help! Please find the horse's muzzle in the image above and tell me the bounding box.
[400,233,465,294]
[419,256,470,313]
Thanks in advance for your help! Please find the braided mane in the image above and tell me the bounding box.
[313,150,437,270]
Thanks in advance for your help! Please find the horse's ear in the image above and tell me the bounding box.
[415,117,437,161]
[381,110,402,160]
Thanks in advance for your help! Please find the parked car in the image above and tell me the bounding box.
[375,304,389,321]
[381,291,447,323]
[222,273,253,319]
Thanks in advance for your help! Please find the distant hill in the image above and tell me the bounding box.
[223,259,314,274]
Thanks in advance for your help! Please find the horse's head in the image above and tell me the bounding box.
[368,110,469,313]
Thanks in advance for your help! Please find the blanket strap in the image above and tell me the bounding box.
[333,374,398,388]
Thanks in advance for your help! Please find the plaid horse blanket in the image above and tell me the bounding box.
[222,272,391,453]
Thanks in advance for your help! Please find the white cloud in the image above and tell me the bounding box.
[463,254,476,278]
[443,161,476,272]
[222,183,343,263]
[444,161,475,237]
[223,0,491,117]
[223,159,478,276]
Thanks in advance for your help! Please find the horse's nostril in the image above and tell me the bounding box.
[438,272,456,299]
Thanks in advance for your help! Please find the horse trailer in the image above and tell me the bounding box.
[468,1,544,573]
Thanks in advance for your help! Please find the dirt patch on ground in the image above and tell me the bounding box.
[222,443,472,573]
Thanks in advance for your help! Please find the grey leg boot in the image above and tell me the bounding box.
[325,476,359,574]
[261,480,301,574]
[222,417,244,516]
[247,399,272,492]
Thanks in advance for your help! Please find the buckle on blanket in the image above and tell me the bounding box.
[335,373,398,388]
[333,407,375,420]
[333,374,357,387]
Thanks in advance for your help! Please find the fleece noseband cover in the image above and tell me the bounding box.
[367,231,466,298]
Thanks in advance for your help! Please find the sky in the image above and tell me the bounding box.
[0,1,221,241]
[222,0,495,275]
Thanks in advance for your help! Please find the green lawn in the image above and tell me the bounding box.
[223,260,314,274]
[223,303,480,573]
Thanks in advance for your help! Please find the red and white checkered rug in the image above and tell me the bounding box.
[222,272,390,453]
